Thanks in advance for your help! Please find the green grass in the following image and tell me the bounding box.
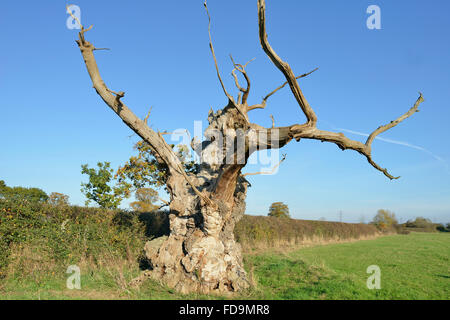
[0,232,448,300]
[245,232,450,300]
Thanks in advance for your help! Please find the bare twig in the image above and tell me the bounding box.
[144,106,153,125]
[257,0,317,125]
[204,1,233,103]
[243,154,286,177]
[73,21,215,204]
[230,55,255,105]
[248,67,318,112]
[365,93,424,151]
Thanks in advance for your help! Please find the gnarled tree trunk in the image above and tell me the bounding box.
[143,105,252,294]
[71,0,424,294]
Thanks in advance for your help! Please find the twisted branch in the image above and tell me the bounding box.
[256,0,425,180]
[257,0,317,125]
[74,25,214,206]
[230,55,254,105]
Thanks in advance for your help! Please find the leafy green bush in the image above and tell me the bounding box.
[0,199,147,280]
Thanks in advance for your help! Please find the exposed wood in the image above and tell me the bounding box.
[257,0,318,126]
[243,154,286,177]
[247,67,319,112]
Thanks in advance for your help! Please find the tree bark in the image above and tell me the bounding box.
[143,106,251,294]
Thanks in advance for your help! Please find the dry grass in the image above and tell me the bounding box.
[7,242,58,281]
[235,215,387,254]
[241,233,383,255]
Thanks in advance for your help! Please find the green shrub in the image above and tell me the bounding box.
[436,224,449,233]
[404,217,438,232]
[0,199,147,280]
[235,215,379,249]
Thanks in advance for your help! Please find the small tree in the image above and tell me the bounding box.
[371,209,398,230]
[116,140,196,192]
[130,188,159,212]
[48,192,70,207]
[268,202,290,218]
[81,162,127,209]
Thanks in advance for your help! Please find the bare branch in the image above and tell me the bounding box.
[204,1,234,103]
[230,55,255,105]
[74,26,216,205]
[66,4,84,29]
[248,67,318,112]
[277,94,424,179]
[158,197,170,206]
[264,67,319,101]
[243,154,286,177]
[254,0,425,180]
[365,93,424,151]
[155,131,214,206]
[257,0,317,125]
[231,69,246,92]
[75,30,175,169]
[144,106,152,125]
[107,88,125,97]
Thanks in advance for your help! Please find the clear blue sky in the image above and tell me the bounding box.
[1,1,449,223]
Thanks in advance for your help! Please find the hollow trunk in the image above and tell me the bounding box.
[142,106,250,294]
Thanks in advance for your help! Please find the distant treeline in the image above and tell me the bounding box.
[0,180,48,203]
[400,217,450,233]
[235,215,383,251]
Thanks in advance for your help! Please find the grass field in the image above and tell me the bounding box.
[0,232,448,300]
[245,232,449,299]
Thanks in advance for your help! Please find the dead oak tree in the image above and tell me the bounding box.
[72,0,424,294]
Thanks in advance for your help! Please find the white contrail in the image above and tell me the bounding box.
[336,127,446,164]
